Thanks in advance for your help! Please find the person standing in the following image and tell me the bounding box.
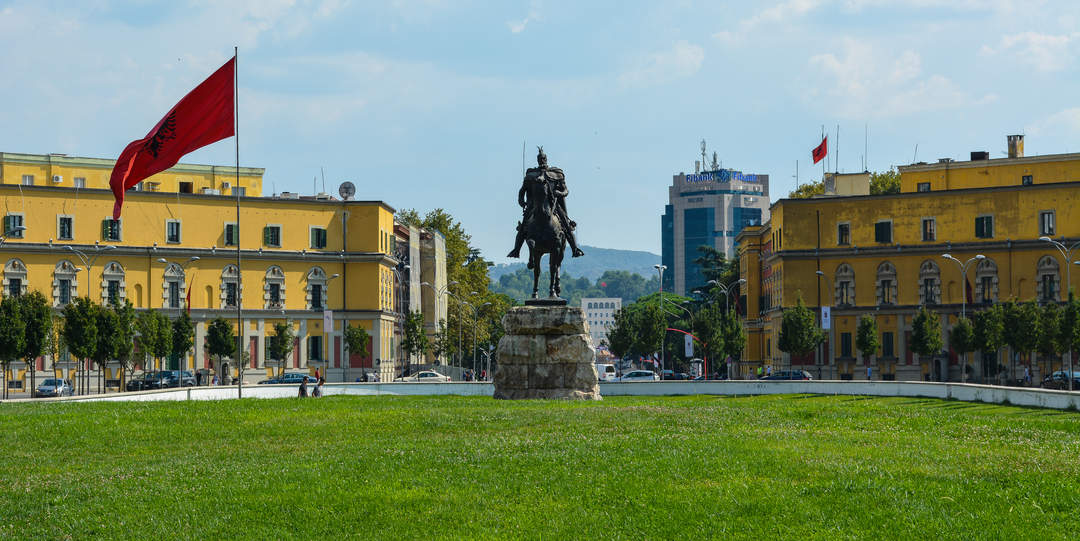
[867,364,872,381]
[299,376,309,398]
[312,377,324,398]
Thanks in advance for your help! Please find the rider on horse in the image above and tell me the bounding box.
[507,147,585,260]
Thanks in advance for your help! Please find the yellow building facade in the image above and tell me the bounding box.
[1,152,406,389]
[738,136,1080,382]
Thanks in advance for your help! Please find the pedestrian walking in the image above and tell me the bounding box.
[195,371,202,386]
[299,376,309,398]
[312,377,324,398]
[766,365,772,377]
[1024,366,1031,386]
[867,365,872,381]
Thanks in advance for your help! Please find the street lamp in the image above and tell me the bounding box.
[421,279,457,369]
[470,301,492,376]
[815,270,832,380]
[0,225,27,246]
[654,264,666,377]
[707,278,747,314]
[1040,237,1080,391]
[65,244,117,298]
[941,253,984,384]
[155,256,200,379]
[390,265,409,382]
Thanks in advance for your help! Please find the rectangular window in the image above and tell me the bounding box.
[1022,175,1033,186]
[58,216,73,240]
[924,278,936,304]
[917,182,931,192]
[73,177,86,188]
[838,280,852,305]
[311,227,328,249]
[874,221,892,244]
[980,277,993,303]
[168,282,180,309]
[233,187,246,197]
[837,223,850,245]
[881,279,893,305]
[840,333,852,358]
[269,283,281,306]
[975,215,994,239]
[59,279,71,305]
[308,336,323,361]
[107,281,119,305]
[922,218,936,242]
[179,182,194,194]
[882,332,894,358]
[1043,275,1056,302]
[101,218,121,241]
[1040,211,1055,236]
[311,284,323,310]
[21,174,33,186]
[8,279,21,298]
[225,283,238,308]
[3,214,25,238]
[166,220,181,244]
[263,225,281,247]
[224,223,238,246]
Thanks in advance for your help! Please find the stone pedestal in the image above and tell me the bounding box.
[494,305,600,400]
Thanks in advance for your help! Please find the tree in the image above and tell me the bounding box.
[205,317,235,382]
[1001,300,1039,385]
[92,303,119,393]
[171,311,194,374]
[429,320,450,366]
[855,315,880,373]
[151,311,173,372]
[909,307,944,372]
[1038,302,1063,378]
[0,297,25,399]
[693,245,738,290]
[17,291,52,399]
[635,302,664,367]
[343,323,372,373]
[135,310,161,372]
[950,317,976,382]
[788,180,825,199]
[692,303,725,370]
[1060,292,1080,390]
[973,305,1005,383]
[401,310,430,367]
[268,321,296,377]
[111,299,137,389]
[869,169,901,195]
[778,295,824,358]
[719,310,745,375]
[62,297,98,396]
[606,308,637,360]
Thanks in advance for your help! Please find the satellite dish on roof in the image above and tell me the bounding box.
[338,181,356,200]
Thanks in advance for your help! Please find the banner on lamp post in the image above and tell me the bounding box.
[323,310,333,331]
[821,306,831,330]
[684,334,694,357]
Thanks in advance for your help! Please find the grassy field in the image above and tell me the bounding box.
[1,394,1079,540]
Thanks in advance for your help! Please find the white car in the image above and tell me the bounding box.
[395,370,452,383]
[596,363,618,382]
[619,370,659,382]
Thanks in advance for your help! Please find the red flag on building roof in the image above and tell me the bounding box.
[109,57,236,219]
[812,136,828,164]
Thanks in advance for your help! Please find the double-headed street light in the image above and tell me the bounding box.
[706,278,747,314]
[941,253,985,320]
[421,280,457,368]
[0,225,27,246]
[654,264,667,376]
[65,244,116,298]
[815,270,832,380]
[1039,237,1080,391]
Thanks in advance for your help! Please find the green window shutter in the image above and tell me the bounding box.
[2,215,10,233]
[102,219,110,240]
[263,226,270,245]
[319,229,327,248]
[231,225,239,245]
[986,217,993,238]
[311,228,317,248]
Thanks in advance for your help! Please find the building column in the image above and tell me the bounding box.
[299,319,308,368]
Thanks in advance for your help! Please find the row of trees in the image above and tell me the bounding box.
[491,268,661,306]
[777,293,1080,384]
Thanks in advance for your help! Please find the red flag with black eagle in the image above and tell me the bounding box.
[812,136,828,164]
[109,57,235,219]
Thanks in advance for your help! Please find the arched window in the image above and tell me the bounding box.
[1037,255,1061,302]
[53,260,79,307]
[221,265,241,308]
[974,258,999,304]
[3,258,28,298]
[163,263,186,309]
[265,266,286,309]
[876,261,897,306]
[306,267,328,311]
[834,263,855,306]
[101,261,126,305]
[918,260,941,305]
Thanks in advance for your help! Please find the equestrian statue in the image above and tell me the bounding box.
[508,147,585,299]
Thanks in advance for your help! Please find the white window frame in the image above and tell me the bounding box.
[837,222,851,246]
[100,261,126,305]
[975,214,994,239]
[102,217,122,242]
[309,226,328,249]
[57,214,74,241]
[921,217,936,242]
[166,219,182,244]
[163,263,186,309]
[73,177,86,188]
[52,260,79,307]
[21,174,33,186]
[4,213,26,238]
[1039,210,1056,236]
[264,224,283,248]
[224,221,238,247]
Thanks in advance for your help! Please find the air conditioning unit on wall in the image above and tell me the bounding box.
[52,175,63,183]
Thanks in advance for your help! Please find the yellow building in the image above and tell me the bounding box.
[738,135,1080,383]
[0,151,422,390]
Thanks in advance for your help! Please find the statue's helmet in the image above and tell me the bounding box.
[537,146,547,167]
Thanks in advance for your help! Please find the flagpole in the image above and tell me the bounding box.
[821,125,825,182]
[234,46,243,399]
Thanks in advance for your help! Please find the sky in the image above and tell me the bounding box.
[3,0,1080,263]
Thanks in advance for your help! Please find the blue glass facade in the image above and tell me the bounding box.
[661,205,674,291]
[683,207,717,293]
[732,207,762,235]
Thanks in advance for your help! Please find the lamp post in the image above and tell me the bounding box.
[470,301,492,376]
[390,265,409,381]
[156,256,200,377]
[815,270,832,380]
[325,273,340,381]
[65,244,117,298]
[1039,237,1080,391]
[447,292,469,371]
[707,278,747,314]
[941,253,984,384]
[654,264,666,377]
[421,280,457,370]
[0,225,27,246]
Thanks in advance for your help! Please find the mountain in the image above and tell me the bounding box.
[488,245,661,281]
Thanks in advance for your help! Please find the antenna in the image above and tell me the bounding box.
[835,124,840,173]
[313,176,316,195]
[711,151,719,171]
[320,167,326,193]
[794,160,799,189]
[700,139,707,170]
[913,144,919,163]
[864,123,869,172]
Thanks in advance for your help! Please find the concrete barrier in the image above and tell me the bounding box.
[6,380,1080,411]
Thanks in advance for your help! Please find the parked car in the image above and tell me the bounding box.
[395,370,451,382]
[1041,371,1080,390]
[619,370,660,382]
[162,370,196,387]
[762,370,814,381]
[662,371,691,381]
[126,372,162,391]
[259,372,315,385]
[596,363,618,382]
[34,378,74,398]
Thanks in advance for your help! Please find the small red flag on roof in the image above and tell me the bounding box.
[812,136,828,164]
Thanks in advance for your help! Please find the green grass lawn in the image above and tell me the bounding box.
[2,394,1079,540]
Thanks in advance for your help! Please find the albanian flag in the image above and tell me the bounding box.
[812,136,828,164]
[110,57,235,219]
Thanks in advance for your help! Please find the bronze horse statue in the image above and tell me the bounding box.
[523,175,566,298]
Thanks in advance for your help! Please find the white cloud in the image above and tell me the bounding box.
[982,31,1080,71]
[618,40,704,87]
[805,38,995,118]
[507,0,542,34]
[1027,107,1080,138]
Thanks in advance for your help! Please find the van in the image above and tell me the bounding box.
[596,363,618,382]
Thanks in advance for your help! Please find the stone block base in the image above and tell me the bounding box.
[494,305,600,400]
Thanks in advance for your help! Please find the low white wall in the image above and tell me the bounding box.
[9,381,1080,411]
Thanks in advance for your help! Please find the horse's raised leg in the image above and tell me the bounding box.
[531,251,541,299]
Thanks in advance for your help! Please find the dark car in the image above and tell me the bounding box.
[762,370,814,381]
[661,371,691,381]
[1041,371,1080,390]
[161,370,196,388]
[259,372,314,385]
[126,372,162,391]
